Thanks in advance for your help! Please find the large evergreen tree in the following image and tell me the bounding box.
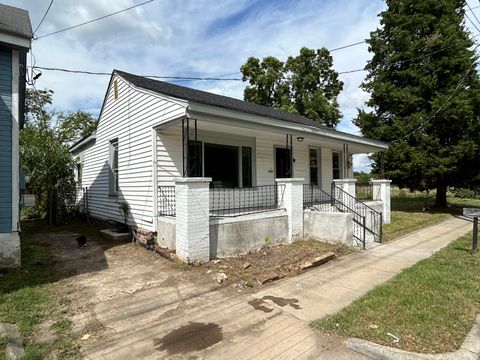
[355,0,480,206]
[241,47,344,127]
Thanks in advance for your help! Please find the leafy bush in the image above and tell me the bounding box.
[453,188,476,199]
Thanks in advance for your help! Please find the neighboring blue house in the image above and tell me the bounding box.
[0,4,32,268]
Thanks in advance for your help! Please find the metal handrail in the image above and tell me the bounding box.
[332,184,383,243]
[304,184,366,248]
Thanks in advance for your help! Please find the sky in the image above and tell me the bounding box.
[8,0,480,172]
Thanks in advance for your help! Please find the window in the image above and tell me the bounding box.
[76,162,82,187]
[187,141,253,188]
[205,143,239,188]
[242,147,252,187]
[309,148,318,186]
[275,147,292,178]
[109,140,119,194]
[332,151,341,180]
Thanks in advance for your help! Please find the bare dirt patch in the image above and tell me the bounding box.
[187,239,353,291]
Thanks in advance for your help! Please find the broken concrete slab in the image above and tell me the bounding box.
[100,229,131,241]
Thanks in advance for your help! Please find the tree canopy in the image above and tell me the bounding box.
[355,0,480,206]
[241,47,344,127]
[20,89,97,220]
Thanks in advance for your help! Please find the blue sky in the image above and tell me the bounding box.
[8,0,480,171]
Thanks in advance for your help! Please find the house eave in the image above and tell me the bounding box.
[187,102,388,152]
[69,133,96,153]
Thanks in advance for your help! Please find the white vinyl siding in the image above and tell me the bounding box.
[76,75,186,230]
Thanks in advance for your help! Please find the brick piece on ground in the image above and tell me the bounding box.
[155,247,176,260]
[311,252,336,266]
[257,272,280,285]
[300,252,336,271]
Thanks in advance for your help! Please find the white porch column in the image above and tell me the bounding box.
[276,178,304,242]
[333,179,357,198]
[371,179,392,224]
[175,177,211,262]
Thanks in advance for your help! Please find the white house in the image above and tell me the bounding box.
[71,70,390,262]
[0,5,32,268]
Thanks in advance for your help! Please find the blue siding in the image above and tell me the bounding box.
[0,49,12,233]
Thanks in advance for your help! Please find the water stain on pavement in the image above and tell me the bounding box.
[154,322,223,355]
[262,295,301,309]
[248,298,273,313]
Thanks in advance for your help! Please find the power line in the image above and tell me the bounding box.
[32,66,244,81]
[329,41,366,52]
[33,0,55,35]
[34,0,154,40]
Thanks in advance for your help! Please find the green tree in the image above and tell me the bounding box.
[355,0,480,207]
[20,89,78,221]
[56,110,97,145]
[241,47,344,127]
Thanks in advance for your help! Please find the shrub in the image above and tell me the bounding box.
[453,188,476,199]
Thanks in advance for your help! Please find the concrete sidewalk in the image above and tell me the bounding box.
[254,217,471,322]
[83,217,471,359]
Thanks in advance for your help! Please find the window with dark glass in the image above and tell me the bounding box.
[109,140,119,194]
[309,148,318,186]
[204,143,239,188]
[332,152,341,180]
[76,162,83,187]
[242,147,252,187]
[276,148,292,178]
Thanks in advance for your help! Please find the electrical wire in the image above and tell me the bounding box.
[34,0,154,40]
[33,0,55,35]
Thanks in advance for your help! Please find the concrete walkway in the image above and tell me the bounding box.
[83,217,471,359]
[253,217,471,322]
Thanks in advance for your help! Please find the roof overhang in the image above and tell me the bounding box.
[0,32,30,50]
[70,132,97,153]
[185,102,388,153]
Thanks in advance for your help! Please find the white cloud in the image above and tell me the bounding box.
[353,153,372,173]
[11,0,386,131]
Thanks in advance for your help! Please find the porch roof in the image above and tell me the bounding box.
[115,70,388,153]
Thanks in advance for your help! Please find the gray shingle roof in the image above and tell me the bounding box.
[0,4,32,40]
[114,70,329,130]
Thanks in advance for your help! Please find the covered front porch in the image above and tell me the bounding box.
[152,113,389,262]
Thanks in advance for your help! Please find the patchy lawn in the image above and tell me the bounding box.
[190,239,353,289]
[312,233,480,354]
[0,220,84,359]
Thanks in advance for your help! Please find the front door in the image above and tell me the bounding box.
[276,147,292,178]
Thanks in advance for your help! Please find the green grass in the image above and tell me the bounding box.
[381,195,480,242]
[313,233,480,353]
[0,220,84,359]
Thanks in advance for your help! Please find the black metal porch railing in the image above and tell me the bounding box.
[356,184,373,201]
[332,184,382,244]
[210,184,283,217]
[303,184,333,211]
[158,186,176,216]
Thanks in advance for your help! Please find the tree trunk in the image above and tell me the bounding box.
[435,185,448,208]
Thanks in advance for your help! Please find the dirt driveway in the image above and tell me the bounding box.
[37,228,366,360]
